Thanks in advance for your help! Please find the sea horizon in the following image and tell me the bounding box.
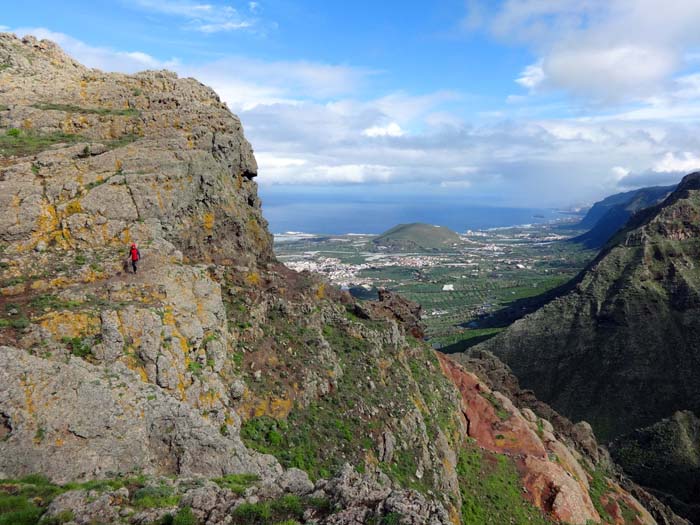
[265,202,577,237]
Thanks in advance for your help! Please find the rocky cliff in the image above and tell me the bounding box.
[570,185,675,250]
[0,34,675,525]
[474,173,700,522]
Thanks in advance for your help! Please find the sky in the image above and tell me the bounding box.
[3,0,700,220]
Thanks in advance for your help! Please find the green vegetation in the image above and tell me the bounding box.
[187,361,203,377]
[479,391,510,421]
[433,328,505,353]
[241,321,456,494]
[0,316,30,329]
[0,128,82,157]
[239,322,367,476]
[230,495,330,525]
[367,513,401,525]
[132,484,180,508]
[106,133,140,149]
[274,226,594,342]
[212,473,259,495]
[0,474,102,525]
[0,474,190,525]
[172,507,196,525]
[587,466,613,522]
[456,445,552,525]
[32,103,140,117]
[61,336,93,358]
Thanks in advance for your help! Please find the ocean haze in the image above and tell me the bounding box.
[261,188,564,234]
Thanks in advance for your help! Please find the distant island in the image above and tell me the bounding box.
[372,222,462,251]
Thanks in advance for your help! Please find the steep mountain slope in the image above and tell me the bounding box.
[474,173,700,522]
[477,173,700,440]
[0,34,675,525]
[571,186,675,249]
[373,223,462,251]
[610,411,700,524]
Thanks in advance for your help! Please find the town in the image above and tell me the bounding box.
[274,222,594,350]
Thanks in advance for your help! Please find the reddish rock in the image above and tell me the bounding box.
[436,352,546,458]
[437,353,602,525]
[520,456,600,525]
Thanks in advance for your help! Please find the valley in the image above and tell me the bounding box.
[274,222,596,349]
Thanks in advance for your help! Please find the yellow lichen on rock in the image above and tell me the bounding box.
[203,212,215,231]
[64,200,82,215]
[39,311,100,339]
[315,283,326,300]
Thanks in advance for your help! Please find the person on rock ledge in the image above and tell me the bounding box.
[128,243,141,274]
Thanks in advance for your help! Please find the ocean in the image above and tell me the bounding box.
[261,199,567,235]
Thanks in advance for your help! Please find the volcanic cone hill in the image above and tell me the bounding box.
[373,223,462,252]
[0,34,685,525]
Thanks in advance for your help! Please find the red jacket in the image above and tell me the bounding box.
[130,247,140,261]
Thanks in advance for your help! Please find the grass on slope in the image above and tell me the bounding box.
[0,128,81,157]
[32,103,140,117]
[457,444,553,525]
[241,321,459,494]
[0,127,140,158]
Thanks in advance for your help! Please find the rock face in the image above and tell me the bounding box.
[0,33,674,525]
[474,173,700,522]
[0,33,271,265]
[0,345,280,483]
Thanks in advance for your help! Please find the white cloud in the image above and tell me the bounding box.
[197,21,252,32]
[470,0,700,103]
[516,60,544,90]
[363,122,404,138]
[543,45,675,101]
[611,166,630,180]
[13,27,700,207]
[256,154,307,169]
[183,57,374,109]
[653,152,700,173]
[129,0,256,33]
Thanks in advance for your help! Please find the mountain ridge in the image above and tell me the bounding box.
[570,185,675,249]
[473,172,700,523]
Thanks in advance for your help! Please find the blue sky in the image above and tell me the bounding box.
[4,0,700,219]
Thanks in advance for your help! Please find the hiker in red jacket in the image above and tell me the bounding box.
[129,243,141,274]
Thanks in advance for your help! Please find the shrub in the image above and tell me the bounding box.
[213,473,259,495]
[61,336,92,358]
[172,506,196,525]
[132,484,180,508]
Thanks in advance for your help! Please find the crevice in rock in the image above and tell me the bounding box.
[0,412,12,439]
[542,482,559,514]
[462,409,471,437]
